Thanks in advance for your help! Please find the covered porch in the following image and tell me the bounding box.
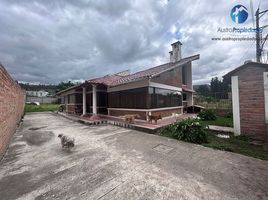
[57,82,108,117]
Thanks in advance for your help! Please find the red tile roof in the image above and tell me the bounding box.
[87,54,199,87]
[86,74,123,85]
[56,54,199,95]
[111,54,199,86]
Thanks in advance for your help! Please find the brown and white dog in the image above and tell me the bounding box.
[122,114,140,123]
[148,114,162,124]
[58,134,75,150]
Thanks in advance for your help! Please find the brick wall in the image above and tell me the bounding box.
[151,65,183,87]
[232,65,267,142]
[0,64,25,159]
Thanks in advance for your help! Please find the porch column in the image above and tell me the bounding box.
[82,87,86,115]
[92,84,97,115]
[231,76,241,135]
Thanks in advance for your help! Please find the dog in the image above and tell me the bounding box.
[58,134,75,150]
[148,114,162,124]
[122,114,140,123]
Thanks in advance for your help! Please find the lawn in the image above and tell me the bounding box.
[24,103,59,112]
[203,132,268,160]
[203,116,233,127]
[160,130,268,161]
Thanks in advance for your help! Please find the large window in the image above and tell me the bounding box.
[98,92,108,107]
[108,87,147,109]
[148,87,182,108]
[108,87,182,109]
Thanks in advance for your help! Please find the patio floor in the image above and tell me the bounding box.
[58,112,197,133]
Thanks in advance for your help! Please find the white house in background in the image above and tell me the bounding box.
[26,90,49,97]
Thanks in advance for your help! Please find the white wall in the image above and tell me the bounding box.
[231,76,241,135]
[263,72,268,123]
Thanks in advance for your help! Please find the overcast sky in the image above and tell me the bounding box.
[1,0,268,85]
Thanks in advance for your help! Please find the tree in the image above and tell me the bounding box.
[56,81,75,91]
[196,85,210,96]
[210,77,222,93]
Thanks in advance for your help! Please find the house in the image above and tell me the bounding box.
[56,41,199,120]
[26,90,49,97]
[223,61,268,144]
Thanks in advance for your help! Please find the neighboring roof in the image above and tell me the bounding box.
[223,62,268,80]
[110,54,200,86]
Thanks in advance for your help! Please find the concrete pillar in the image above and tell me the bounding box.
[186,93,193,106]
[231,76,241,135]
[92,84,97,115]
[82,87,86,115]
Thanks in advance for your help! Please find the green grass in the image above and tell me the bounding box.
[161,130,268,160]
[203,116,233,127]
[24,103,59,112]
[203,132,268,160]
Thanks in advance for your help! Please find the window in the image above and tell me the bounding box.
[183,93,187,101]
[108,87,147,109]
[98,92,108,107]
[76,93,83,104]
[108,87,182,109]
[148,87,182,108]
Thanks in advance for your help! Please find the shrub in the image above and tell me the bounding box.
[225,112,233,118]
[161,118,208,144]
[198,109,216,121]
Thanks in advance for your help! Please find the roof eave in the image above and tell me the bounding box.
[151,54,200,78]
[223,62,268,80]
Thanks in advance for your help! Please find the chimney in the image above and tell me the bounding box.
[169,51,174,62]
[171,41,182,62]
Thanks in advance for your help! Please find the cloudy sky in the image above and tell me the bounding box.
[0,0,268,85]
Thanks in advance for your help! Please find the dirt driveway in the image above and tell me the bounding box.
[0,112,268,200]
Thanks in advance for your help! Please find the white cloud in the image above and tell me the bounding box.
[0,0,268,84]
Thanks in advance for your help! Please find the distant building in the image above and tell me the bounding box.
[56,41,199,120]
[26,90,49,97]
[224,62,268,144]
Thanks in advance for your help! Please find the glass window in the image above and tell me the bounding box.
[149,87,182,108]
[108,87,182,109]
[183,93,187,101]
[108,87,147,109]
[76,93,83,104]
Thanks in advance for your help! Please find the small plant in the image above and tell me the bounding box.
[198,109,216,121]
[161,118,208,144]
[225,112,233,118]
[233,134,249,142]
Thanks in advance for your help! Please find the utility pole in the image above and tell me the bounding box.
[255,8,268,62]
[256,8,261,62]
